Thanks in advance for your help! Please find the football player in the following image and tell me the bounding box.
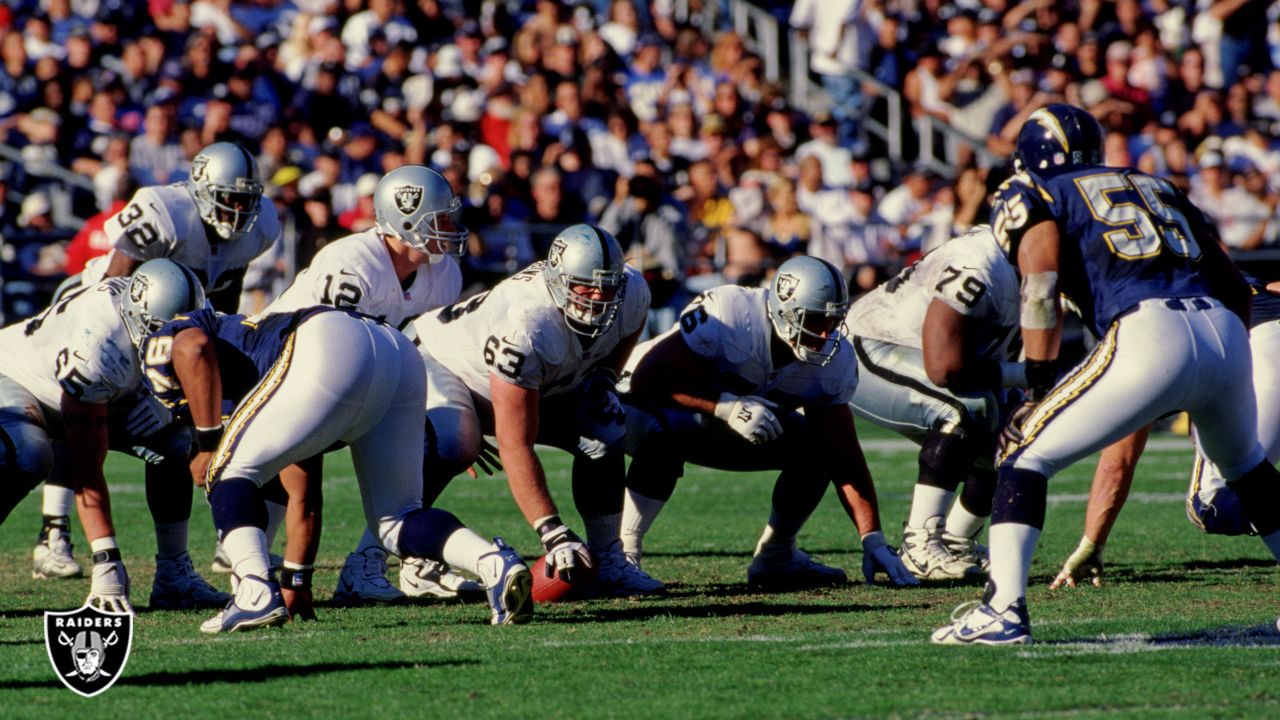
[0,259,215,613]
[846,224,1023,581]
[1051,279,1280,587]
[408,224,664,597]
[34,141,283,581]
[258,164,480,607]
[619,255,919,589]
[138,304,532,632]
[933,104,1280,646]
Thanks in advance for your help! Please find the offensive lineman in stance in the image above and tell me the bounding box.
[33,141,282,583]
[408,224,664,597]
[933,103,1280,645]
[0,259,211,611]
[138,304,532,633]
[620,256,917,589]
[846,225,1023,581]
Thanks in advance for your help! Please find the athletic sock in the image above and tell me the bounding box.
[908,485,953,528]
[986,523,1039,611]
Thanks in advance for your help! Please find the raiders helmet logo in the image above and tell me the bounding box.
[45,604,133,697]
[776,272,799,302]
[191,155,208,182]
[129,274,151,305]
[548,238,566,269]
[395,185,424,215]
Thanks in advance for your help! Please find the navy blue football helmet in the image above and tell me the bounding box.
[1014,104,1103,175]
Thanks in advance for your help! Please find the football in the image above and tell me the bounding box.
[530,555,598,603]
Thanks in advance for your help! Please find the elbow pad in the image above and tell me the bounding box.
[1020,271,1059,329]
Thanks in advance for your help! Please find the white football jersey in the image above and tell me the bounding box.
[83,183,281,294]
[624,285,857,408]
[0,278,139,408]
[262,229,462,330]
[414,262,650,400]
[847,226,1020,359]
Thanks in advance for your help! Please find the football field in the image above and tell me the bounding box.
[1,426,1277,718]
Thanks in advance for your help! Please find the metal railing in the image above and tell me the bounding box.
[731,0,1004,176]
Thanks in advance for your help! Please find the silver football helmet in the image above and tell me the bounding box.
[119,259,207,348]
[767,256,850,366]
[543,224,625,337]
[189,141,264,241]
[373,165,468,257]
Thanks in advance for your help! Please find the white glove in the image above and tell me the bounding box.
[714,393,782,445]
[87,559,134,614]
[125,392,172,438]
[537,521,594,583]
[1050,536,1104,588]
[861,531,920,587]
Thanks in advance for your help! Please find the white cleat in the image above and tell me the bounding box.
[900,517,978,581]
[333,548,405,605]
[399,557,484,600]
[942,530,989,574]
[747,544,847,590]
[32,526,83,579]
[151,552,232,609]
[200,575,289,634]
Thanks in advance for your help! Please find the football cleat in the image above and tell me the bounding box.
[588,543,665,597]
[32,525,83,579]
[476,538,533,625]
[931,596,1032,646]
[900,517,978,581]
[333,547,405,605]
[747,543,848,590]
[399,557,484,600]
[200,574,289,634]
[151,552,233,609]
[942,530,990,574]
[212,542,282,574]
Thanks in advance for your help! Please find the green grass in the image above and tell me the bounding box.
[1,425,1277,719]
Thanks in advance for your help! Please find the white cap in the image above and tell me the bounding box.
[18,192,51,227]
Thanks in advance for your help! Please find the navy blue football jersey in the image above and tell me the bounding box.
[991,166,1217,336]
[140,306,340,412]
[1246,274,1280,327]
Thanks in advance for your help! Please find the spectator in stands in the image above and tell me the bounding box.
[796,112,853,188]
[790,0,867,150]
[129,102,183,185]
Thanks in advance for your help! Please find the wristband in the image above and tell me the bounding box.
[534,514,564,538]
[91,548,123,565]
[279,566,314,590]
[195,424,226,453]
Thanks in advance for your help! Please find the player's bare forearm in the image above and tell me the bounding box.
[1017,220,1064,362]
[815,404,882,535]
[280,458,323,566]
[1085,425,1149,546]
[60,394,113,540]
[172,328,223,428]
[628,332,720,409]
[489,375,558,525]
[501,443,558,525]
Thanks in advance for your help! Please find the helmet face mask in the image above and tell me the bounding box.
[543,224,625,337]
[190,142,264,241]
[1014,103,1104,176]
[119,259,207,350]
[768,256,850,366]
[374,165,468,258]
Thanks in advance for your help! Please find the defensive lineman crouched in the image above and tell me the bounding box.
[847,224,1023,581]
[933,103,1280,646]
[620,256,918,589]
[409,224,664,597]
[257,164,479,607]
[139,306,532,632]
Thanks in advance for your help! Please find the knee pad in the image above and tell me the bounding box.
[990,467,1048,530]
[392,507,464,559]
[1226,461,1280,536]
[208,477,268,537]
[918,418,986,491]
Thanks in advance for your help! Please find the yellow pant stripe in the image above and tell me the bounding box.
[206,331,298,486]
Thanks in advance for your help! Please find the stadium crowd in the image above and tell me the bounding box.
[2,0,1280,323]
